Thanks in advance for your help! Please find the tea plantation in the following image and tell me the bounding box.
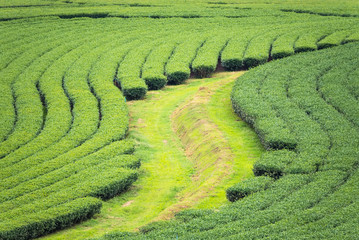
[97,42,359,240]
[0,0,358,239]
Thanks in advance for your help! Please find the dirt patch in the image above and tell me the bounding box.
[215,59,225,73]
[137,118,144,124]
[122,200,134,207]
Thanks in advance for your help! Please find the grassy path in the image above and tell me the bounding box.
[41,71,264,240]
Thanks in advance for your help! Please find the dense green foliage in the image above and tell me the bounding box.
[96,42,359,240]
[0,19,141,239]
[0,0,358,239]
[226,176,273,202]
[142,42,175,90]
[0,197,102,240]
[1,0,359,20]
[191,34,228,78]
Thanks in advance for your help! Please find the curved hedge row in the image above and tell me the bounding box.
[0,19,143,239]
[166,34,207,84]
[191,34,229,78]
[142,42,177,90]
[0,30,129,174]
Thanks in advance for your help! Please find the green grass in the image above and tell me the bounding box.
[40,71,264,240]
[171,72,265,209]
[198,73,265,208]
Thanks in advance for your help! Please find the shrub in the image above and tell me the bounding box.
[226,176,273,202]
[253,150,296,178]
[119,77,148,100]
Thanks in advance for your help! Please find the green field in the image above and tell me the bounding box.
[0,0,358,239]
[39,71,264,240]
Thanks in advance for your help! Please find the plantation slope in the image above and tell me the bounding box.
[96,43,359,240]
[42,71,264,240]
[1,4,359,238]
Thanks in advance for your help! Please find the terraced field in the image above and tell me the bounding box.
[0,0,358,239]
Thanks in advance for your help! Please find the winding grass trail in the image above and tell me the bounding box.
[41,71,264,240]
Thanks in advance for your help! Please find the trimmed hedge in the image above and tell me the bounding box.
[243,28,285,68]
[142,42,176,90]
[343,31,359,43]
[226,176,273,202]
[166,35,206,84]
[253,150,295,178]
[220,35,250,70]
[144,74,167,90]
[0,197,102,240]
[317,29,353,49]
[294,28,331,52]
[116,41,154,99]
[191,34,228,78]
[120,77,148,100]
[166,69,190,85]
[271,30,302,59]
